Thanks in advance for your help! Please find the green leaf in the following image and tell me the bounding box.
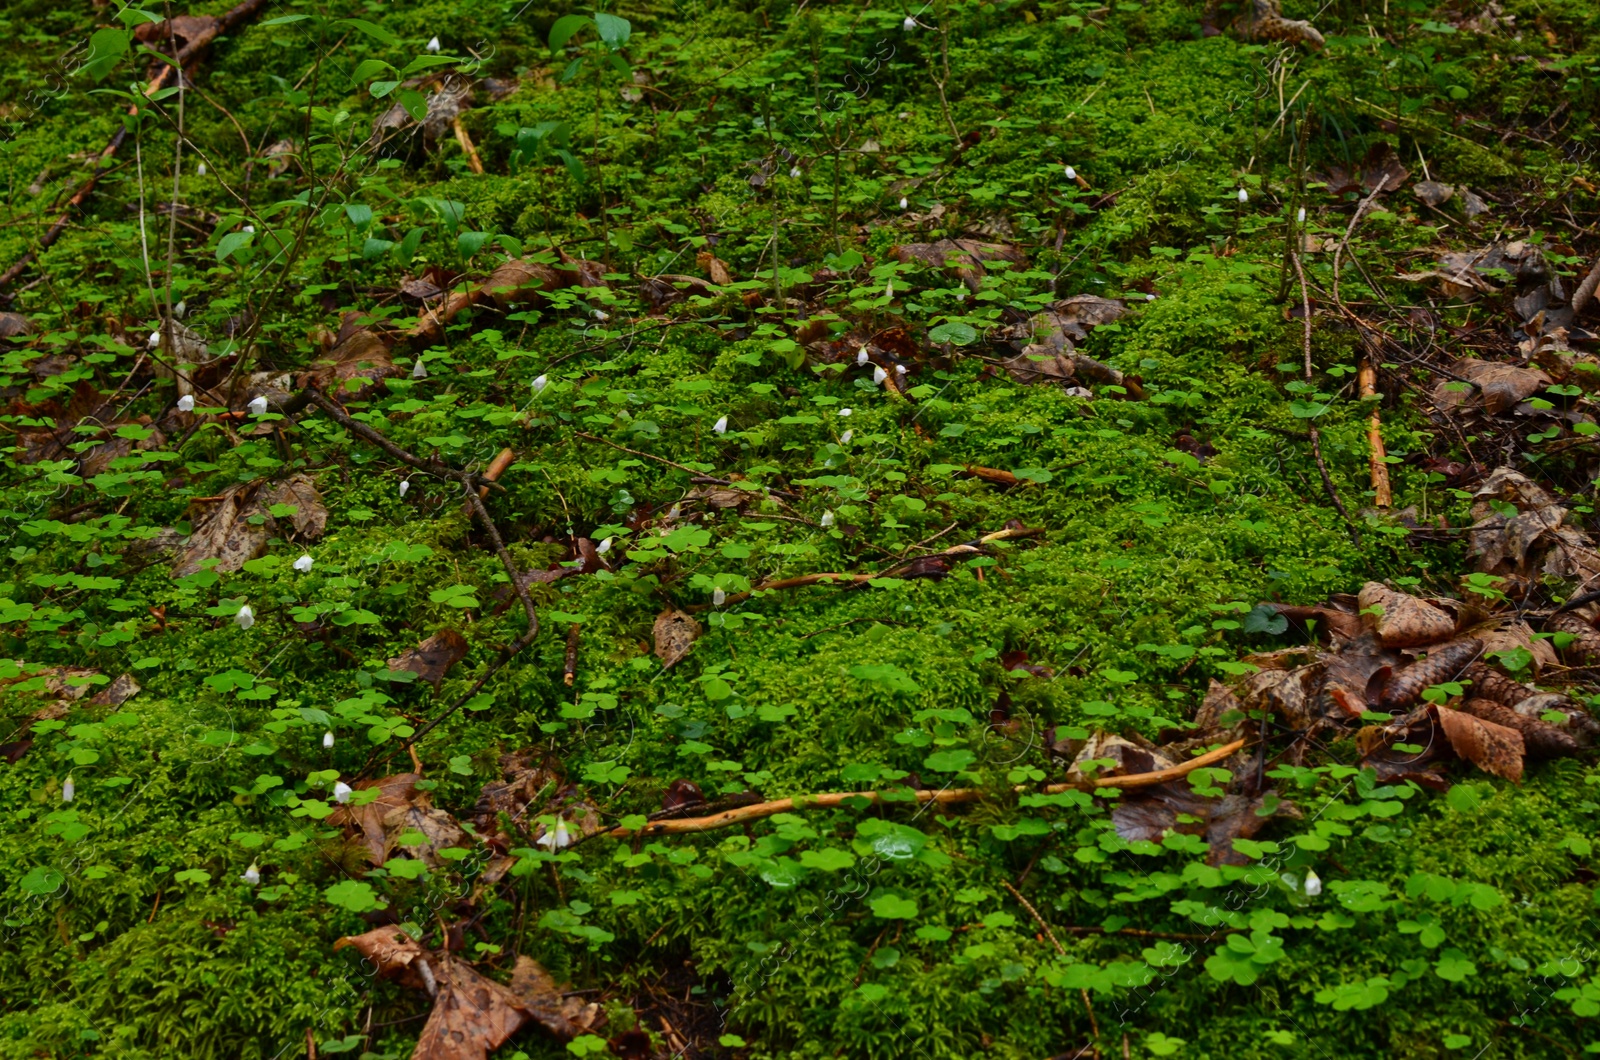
[928,321,978,345]
[80,28,130,82]
[549,14,592,50]
[324,879,385,912]
[870,894,919,919]
[336,18,400,46]
[216,231,254,263]
[593,12,632,49]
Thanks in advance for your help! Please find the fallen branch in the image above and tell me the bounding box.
[605,738,1246,837]
[452,117,485,175]
[0,0,272,293]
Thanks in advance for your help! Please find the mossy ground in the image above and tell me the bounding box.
[2,1,1599,1058]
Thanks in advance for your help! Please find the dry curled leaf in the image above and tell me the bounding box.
[891,239,1025,292]
[652,608,701,669]
[1457,698,1579,758]
[87,673,140,708]
[327,773,421,865]
[389,629,470,690]
[1434,703,1525,782]
[1432,359,1551,416]
[1358,582,1458,648]
[334,929,592,1060]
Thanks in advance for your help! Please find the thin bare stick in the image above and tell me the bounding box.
[605,739,1247,837]
[1291,251,1359,544]
[1000,881,1066,956]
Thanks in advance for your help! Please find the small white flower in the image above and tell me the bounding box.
[857,347,870,366]
[790,166,802,178]
[840,429,853,444]
[427,36,441,53]
[235,605,255,630]
[243,224,255,234]
[820,510,835,527]
[532,374,549,393]
[1064,165,1077,180]
[903,15,916,30]
[247,395,268,417]
[1237,188,1249,203]
[713,587,726,606]
[667,505,681,520]
[884,280,894,298]
[241,862,260,885]
[411,359,427,379]
[1304,870,1322,897]
[895,364,907,375]
[537,818,572,849]
[148,330,162,349]
[332,781,353,804]
[173,299,187,318]
[597,536,613,554]
[873,365,888,385]
[839,407,853,417]
[196,162,206,177]
[1146,293,1157,302]
[898,196,908,210]
[592,309,609,322]
[62,776,74,802]
[713,416,729,435]
[293,554,313,572]
[176,394,195,413]
[399,479,410,498]
[323,730,334,750]
[1298,206,1307,223]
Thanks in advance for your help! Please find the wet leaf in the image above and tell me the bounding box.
[1358,582,1458,648]
[1434,704,1524,782]
[652,608,701,669]
[388,629,470,690]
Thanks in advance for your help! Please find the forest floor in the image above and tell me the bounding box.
[2,1,1600,1058]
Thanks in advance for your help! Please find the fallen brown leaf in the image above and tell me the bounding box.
[1358,582,1458,647]
[1435,704,1525,782]
[652,608,701,669]
[389,629,471,690]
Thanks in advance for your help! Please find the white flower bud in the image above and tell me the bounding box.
[839,407,853,417]
[332,781,353,804]
[427,36,441,53]
[1298,206,1307,223]
[873,365,888,385]
[896,364,907,375]
[411,359,427,379]
[148,330,162,349]
[820,510,835,527]
[903,15,916,30]
[713,416,729,435]
[176,394,195,412]
[592,309,608,322]
[62,776,74,802]
[840,429,853,444]
[1237,188,1249,203]
[323,730,334,749]
[196,162,206,177]
[1064,165,1077,180]
[597,536,613,554]
[790,166,801,178]
[398,480,410,498]
[243,224,255,233]
[532,374,549,393]
[235,605,255,630]
[898,196,908,210]
[293,554,313,573]
[173,299,187,318]
[884,280,894,298]
[857,347,870,366]
[536,818,572,849]
[1146,293,1157,302]
[241,862,260,885]
[1304,870,1322,897]
[713,587,726,606]
[247,395,268,417]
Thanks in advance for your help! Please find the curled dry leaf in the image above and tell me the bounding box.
[471,751,560,832]
[1237,0,1325,49]
[334,929,593,1060]
[0,311,32,338]
[1434,703,1525,782]
[1469,468,1600,591]
[388,629,471,690]
[1414,180,1455,208]
[1320,632,1399,717]
[652,608,701,669]
[1358,582,1458,647]
[309,314,395,391]
[171,475,326,577]
[1473,619,1558,674]
[327,773,421,865]
[1357,710,1452,789]
[87,673,140,708]
[1432,359,1552,416]
[482,258,561,308]
[891,239,1025,292]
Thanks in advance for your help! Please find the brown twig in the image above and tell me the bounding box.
[452,117,485,174]
[1331,176,1395,509]
[605,738,1246,837]
[1000,880,1066,956]
[0,0,273,293]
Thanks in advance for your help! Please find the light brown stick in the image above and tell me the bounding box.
[1358,360,1392,507]
[605,738,1247,837]
[452,117,485,175]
